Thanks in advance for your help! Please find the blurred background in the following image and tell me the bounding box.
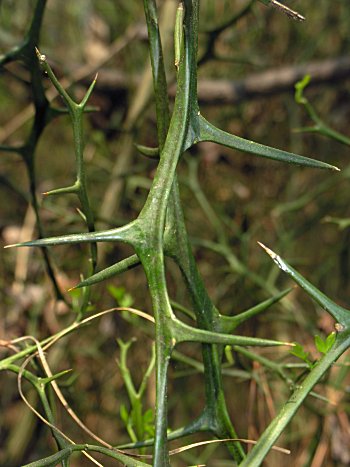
[0,0,350,465]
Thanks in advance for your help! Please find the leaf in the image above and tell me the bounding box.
[315,332,336,354]
[326,331,337,350]
[290,343,314,369]
[290,343,308,361]
[314,335,327,354]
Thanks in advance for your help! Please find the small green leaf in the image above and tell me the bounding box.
[290,343,308,361]
[314,335,327,354]
[290,343,314,369]
[325,331,336,350]
[315,332,336,354]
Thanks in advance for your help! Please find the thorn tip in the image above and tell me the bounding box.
[35,46,46,63]
[257,241,277,259]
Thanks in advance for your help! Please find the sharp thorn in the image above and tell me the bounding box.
[257,241,278,259]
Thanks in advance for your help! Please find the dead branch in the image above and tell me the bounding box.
[90,55,350,105]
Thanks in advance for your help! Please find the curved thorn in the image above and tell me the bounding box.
[135,143,160,158]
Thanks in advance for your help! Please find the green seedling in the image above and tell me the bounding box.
[314,332,336,355]
[290,343,315,370]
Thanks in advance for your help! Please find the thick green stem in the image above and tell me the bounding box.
[138,3,198,463]
[143,0,245,462]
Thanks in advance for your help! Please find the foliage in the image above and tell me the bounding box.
[1,1,350,466]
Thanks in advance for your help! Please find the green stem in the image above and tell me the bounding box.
[143,0,245,461]
[240,333,350,466]
[23,444,151,467]
[5,0,65,301]
[4,364,69,464]
[137,2,199,463]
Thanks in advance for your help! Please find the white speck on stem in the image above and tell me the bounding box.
[35,47,46,63]
[274,255,288,272]
[335,322,345,332]
[258,242,288,272]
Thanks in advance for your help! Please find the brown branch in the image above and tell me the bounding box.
[90,55,350,105]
